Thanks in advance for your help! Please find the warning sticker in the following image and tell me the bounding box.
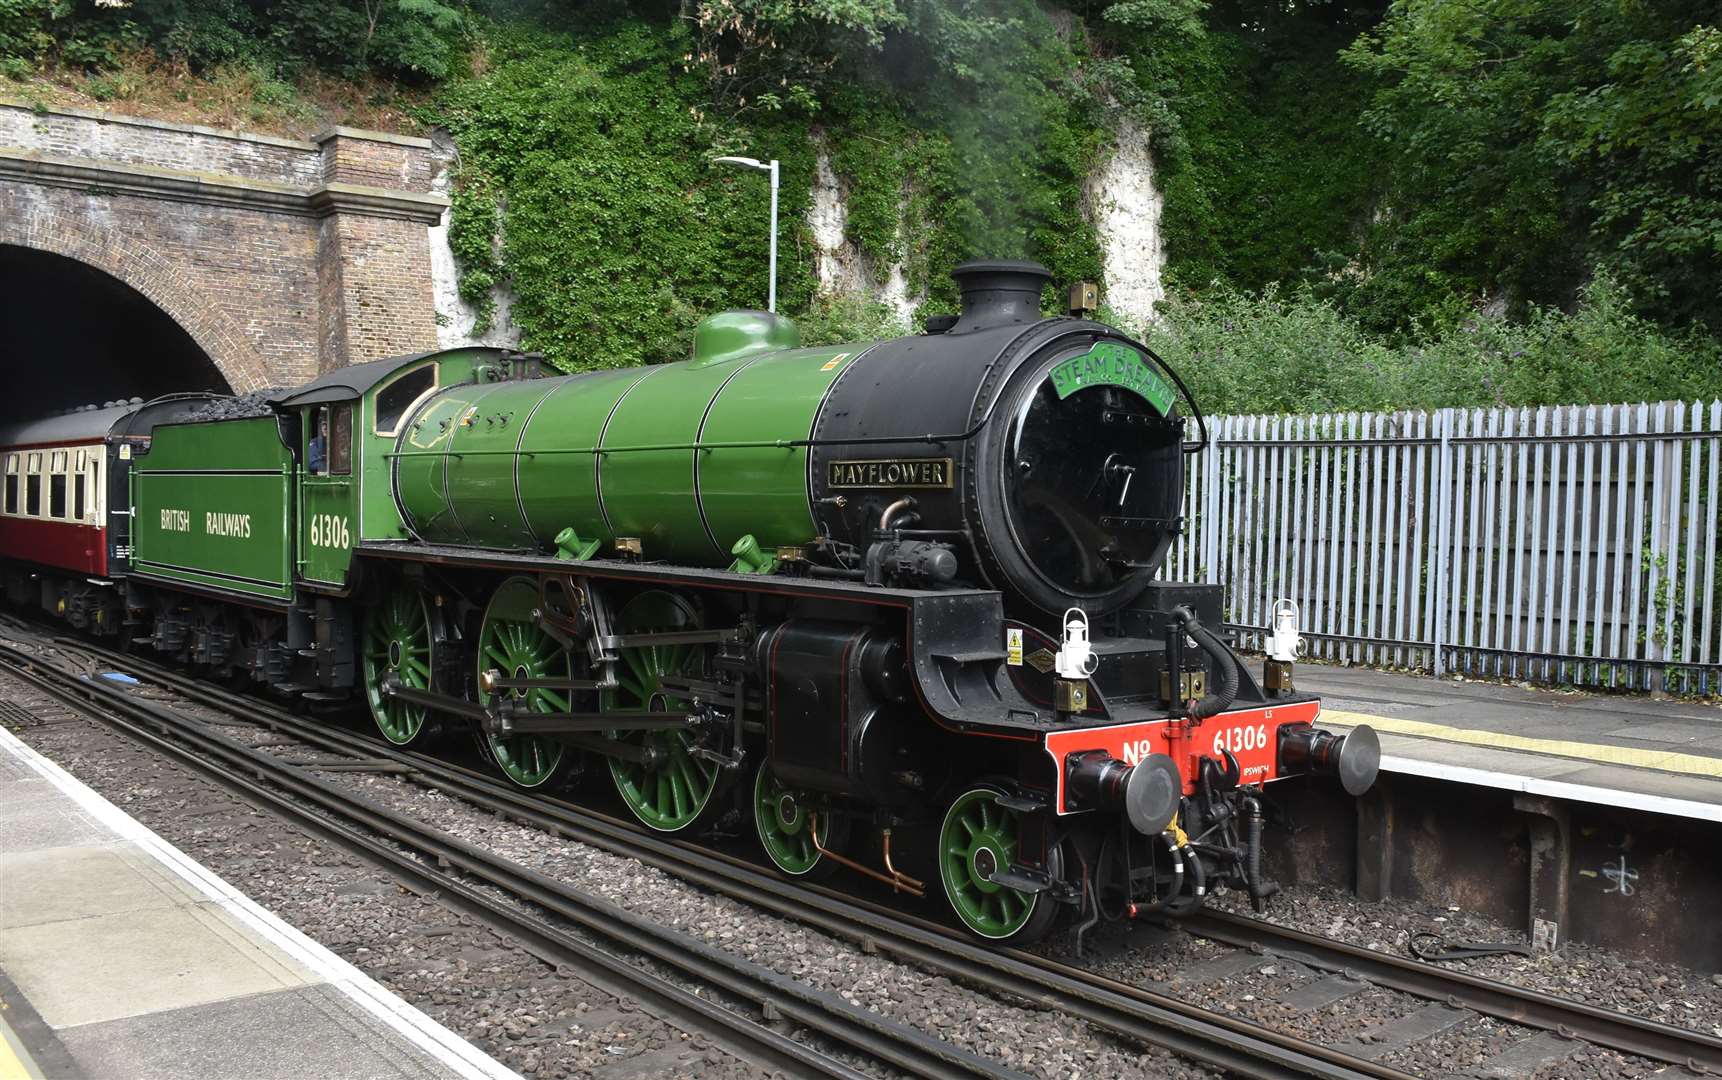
[1006,627,1023,666]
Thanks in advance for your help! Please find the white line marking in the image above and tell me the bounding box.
[1379,753,1722,823]
[0,725,518,1080]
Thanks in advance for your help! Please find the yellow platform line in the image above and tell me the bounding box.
[0,1011,42,1080]
[1320,709,1722,781]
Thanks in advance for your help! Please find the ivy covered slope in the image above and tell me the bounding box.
[2,0,1718,409]
[433,3,1113,368]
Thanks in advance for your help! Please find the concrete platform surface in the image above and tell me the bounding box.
[0,725,517,1080]
[1298,664,1722,821]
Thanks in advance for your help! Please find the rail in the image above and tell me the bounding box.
[35,630,1402,1080]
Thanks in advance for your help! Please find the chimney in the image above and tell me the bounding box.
[949,259,1052,334]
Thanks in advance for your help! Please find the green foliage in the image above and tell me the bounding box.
[7,0,1719,408]
[1103,0,1384,298]
[1139,278,1722,416]
[1343,0,1722,332]
[430,17,820,369]
[446,172,500,332]
[0,0,467,80]
[433,5,1106,369]
[794,292,908,345]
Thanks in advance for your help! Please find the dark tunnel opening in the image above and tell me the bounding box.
[0,245,231,422]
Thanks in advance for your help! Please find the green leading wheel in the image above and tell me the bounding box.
[753,763,846,878]
[605,591,722,833]
[476,576,571,789]
[938,784,1058,942]
[362,582,437,745]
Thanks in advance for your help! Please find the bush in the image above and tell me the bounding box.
[1138,277,1722,416]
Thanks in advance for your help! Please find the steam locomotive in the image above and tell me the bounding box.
[0,260,1377,942]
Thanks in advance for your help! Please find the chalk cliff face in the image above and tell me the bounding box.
[1084,117,1166,331]
[433,123,1168,348]
[806,137,919,326]
[430,141,520,350]
[804,123,1168,333]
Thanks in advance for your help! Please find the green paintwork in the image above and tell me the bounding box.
[1048,341,1175,415]
[696,343,857,552]
[605,590,720,833]
[362,583,435,744]
[753,763,829,876]
[392,328,866,565]
[553,526,599,561]
[727,534,776,575]
[392,389,476,544]
[444,380,556,550]
[599,361,739,560]
[938,785,1041,940]
[299,404,356,586]
[358,350,504,543]
[129,417,293,601]
[476,576,569,788]
[689,310,800,368]
[516,368,652,547]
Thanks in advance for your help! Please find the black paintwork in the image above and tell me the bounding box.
[807,260,1186,622]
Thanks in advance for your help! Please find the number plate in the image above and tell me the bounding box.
[1042,700,1320,814]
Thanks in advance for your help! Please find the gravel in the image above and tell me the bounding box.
[4,660,1221,1080]
[1206,882,1722,1038]
[0,679,764,1080]
[343,769,1214,1080]
[17,634,1713,1080]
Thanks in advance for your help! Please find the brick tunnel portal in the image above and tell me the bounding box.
[0,245,231,420]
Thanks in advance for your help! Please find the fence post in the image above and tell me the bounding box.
[1432,408,1454,676]
[1203,418,1224,584]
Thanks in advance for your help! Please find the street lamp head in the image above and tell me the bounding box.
[712,155,768,171]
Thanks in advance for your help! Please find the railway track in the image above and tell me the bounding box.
[4,626,1393,1080]
[15,625,1722,1077]
[0,633,1010,1080]
[1182,911,1722,1075]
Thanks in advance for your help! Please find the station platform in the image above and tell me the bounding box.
[0,726,516,1080]
[1300,665,1722,822]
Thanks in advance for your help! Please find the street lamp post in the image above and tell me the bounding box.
[713,155,779,313]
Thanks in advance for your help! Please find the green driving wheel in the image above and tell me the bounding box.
[362,582,437,745]
[477,576,570,789]
[938,784,1054,941]
[753,763,846,878]
[605,591,721,833]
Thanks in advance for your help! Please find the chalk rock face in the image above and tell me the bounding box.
[1085,117,1166,330]
[806,136,921,326]
[429,134,520,350]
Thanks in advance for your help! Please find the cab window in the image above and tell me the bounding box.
[374,365,437,437]
[307,405,353,477]
[331,405,352,475]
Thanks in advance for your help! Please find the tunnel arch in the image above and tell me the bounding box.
[0,213,274,402]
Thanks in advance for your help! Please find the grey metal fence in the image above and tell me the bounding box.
[1164,401,1722,694]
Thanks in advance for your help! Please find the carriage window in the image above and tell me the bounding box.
[74,473,86,523]
[331,404,352,475]
[374,365,437,437]
[25,453,41,517]
[48,451,67,519]
[3,455,16,515]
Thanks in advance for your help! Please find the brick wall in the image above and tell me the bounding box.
[0,101,445,389]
